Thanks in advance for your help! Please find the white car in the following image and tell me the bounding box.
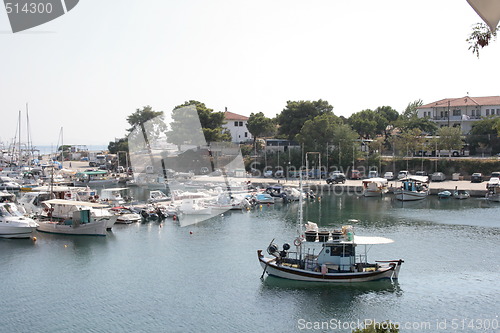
[263,170,273,178]
[398,170,409,179]
[383,172,394,180]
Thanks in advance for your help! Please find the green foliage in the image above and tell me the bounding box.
[348,109,384,139]
[436,126,463,151]
[126,105,165,132]
[392,129,425,157]
[167,101,231,148]
[401,99,423,120]
[397,117,437,135]
[466,23,499,58]
[296,113,342,153]
[276,99,333,140]
[246,112,275,142]
[57,145,72,152]
[108,138,128,154]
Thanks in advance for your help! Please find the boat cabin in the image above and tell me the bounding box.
[315,242,357,272]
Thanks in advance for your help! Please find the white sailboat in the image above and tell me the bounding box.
[0,192,38,238]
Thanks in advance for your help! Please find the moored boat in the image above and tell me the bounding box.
[362,178,389,197]
[394,176,429,201]
[0,192,38,238]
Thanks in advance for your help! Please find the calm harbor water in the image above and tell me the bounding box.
[1,192,499,333]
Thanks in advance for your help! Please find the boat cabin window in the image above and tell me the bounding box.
[327,244,355,257]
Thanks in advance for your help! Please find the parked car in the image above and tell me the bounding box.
[431,172,446,182]
[368,170,378,178]
[471,173,483,183]
[349,169,361,180]
[415,171,428,176]
[398,170,409,179]
[490,171,500,179]
[326,173,346,184]
[383,172,394,180]
[263,170,273,178]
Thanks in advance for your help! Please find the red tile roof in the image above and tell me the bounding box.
[224,111,249,121]
[419,96,500,108]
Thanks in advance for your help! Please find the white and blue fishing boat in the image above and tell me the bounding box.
[258,179,403,283]
[394,176,429,201]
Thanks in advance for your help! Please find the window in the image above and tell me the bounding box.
[497,109,500,115]
[238,121,243,126]
[453,109,461,116]
[234,121,238,126]
[477,110,481,116]
[244,132,247,137]
[471,110,475,116]
[486,109,490,116]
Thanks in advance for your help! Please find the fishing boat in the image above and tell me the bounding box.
[362,178,389,197]
[36,199,110,236]
[257,178,403,283]
[393,176,429,201]
[485,177,500,202]
[73,170,118,187]
[0,192,38,238]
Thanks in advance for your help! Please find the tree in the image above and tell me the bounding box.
[108,138,128,154]
[401,99,423,120]
[246,112,275,146]
[276,100,333,140]
[295,113,342,154]
[126,105,167,154]
[348,109,384,139]
[393,128,425,157]
[126,105,165,133]
[167,101,231,149]
[467,117,500,154]
[173,100,231,143]
[398,117,438,135]
[435,126,463,152]
[375,106,400,140]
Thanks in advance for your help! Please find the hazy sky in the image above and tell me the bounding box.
[1,0,499,147]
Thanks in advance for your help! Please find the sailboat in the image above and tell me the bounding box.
[257,177,404,283]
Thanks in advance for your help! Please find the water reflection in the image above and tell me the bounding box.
[258,276,403,320]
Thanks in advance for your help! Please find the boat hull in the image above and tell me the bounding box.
[36,220,107,236]
[394,189,428,201]
[258,255,402,283]
[0,225,38,238]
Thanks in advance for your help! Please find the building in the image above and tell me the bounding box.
[264,139,300,152]
[417,96,500,133]
[222,110,253,143]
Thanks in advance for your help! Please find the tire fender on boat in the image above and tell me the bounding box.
[293,238,302,247]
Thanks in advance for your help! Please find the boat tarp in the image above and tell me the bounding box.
[42,199,108,208]
[399,176,429,183]
[362,178,388,184]
[77,171,108,176]
[353,235,394,245]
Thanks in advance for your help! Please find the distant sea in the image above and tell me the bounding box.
[35,144,109,156]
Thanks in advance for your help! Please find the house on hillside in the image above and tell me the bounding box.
[222,110,253,143]
[417,96,500,133]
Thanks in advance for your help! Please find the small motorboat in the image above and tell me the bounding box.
[453,189,470,200]
[437,190,452,199]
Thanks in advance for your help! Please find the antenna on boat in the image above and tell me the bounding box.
[297,173,304,237]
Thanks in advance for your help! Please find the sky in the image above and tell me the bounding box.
[1,0,500,147]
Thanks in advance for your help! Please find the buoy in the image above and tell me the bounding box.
[259,205,262,209]
[318,197,321,201]
[220,213,224,217]
[173,215,177,221]
[189,231,193,235]
[32,236,37,242]
[64,244,68,248]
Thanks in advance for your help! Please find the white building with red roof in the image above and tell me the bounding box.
[417,96,500,133]
[223,109,253,143]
